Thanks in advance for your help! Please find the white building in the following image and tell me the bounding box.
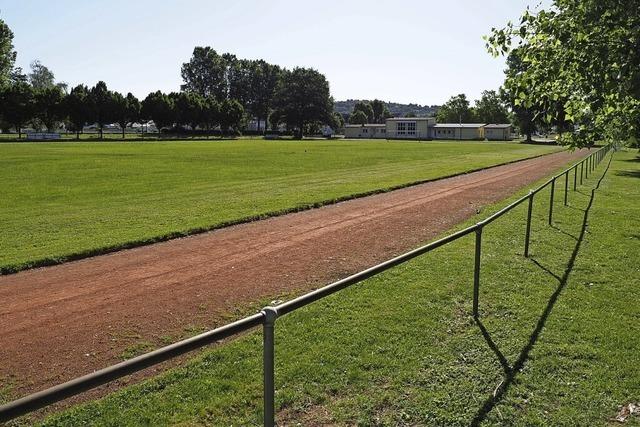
[432,123,486,140]
[344,124,387,139]
[385,117,435,139]
[484,124,512,140]
[343,118,512,141]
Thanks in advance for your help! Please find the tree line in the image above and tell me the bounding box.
[435,91,510,125]
[0,18,340,139]
[344,92,510,126]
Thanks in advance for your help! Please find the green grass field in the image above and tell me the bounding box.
[0,139,561,273]
[30,149,639,426]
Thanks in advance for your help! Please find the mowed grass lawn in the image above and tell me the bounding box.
[34,149,639,426]
[0,139,560,273]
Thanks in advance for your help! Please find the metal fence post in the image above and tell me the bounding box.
[564,170,569,206]
[573,165,577,191]
[524,191,534,257]
[262,307,278,427]
[586,157,589,179]
[473,226,483,319]
[548,177,555,225]
[580,161,584,185]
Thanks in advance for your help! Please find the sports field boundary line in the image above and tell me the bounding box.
[0,148,573,276]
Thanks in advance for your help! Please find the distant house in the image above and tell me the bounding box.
[483,124,512,140]
[344,124,387,139]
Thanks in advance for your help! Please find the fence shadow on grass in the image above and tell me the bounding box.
[615,170,640,179]
[470,154,613,427]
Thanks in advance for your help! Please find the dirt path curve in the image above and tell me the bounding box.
[0,149,588,397]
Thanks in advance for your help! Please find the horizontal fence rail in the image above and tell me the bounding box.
[0,144,614,426]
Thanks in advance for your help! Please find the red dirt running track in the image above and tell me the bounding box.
[0,149,588,400]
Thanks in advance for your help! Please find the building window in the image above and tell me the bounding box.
[397,122,416,135]
[363,128,368,133]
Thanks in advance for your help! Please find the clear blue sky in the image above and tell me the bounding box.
[1,0,546,105]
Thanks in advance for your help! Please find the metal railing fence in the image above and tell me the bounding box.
[0,144,613,426]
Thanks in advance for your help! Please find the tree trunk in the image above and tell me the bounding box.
[99,126,103,140]
[76,130,80,140]
[122,126,125,139]
[18,126,21,139]
[296,121,304,139]
[526,131,532,143]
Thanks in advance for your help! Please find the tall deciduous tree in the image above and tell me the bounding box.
[142,91,175,134]
[249,60,282,132]
[172,91,204,132]
[113,92,141,138]
[436,94,474,123]
[88,81,117,139]
[473,90,510,124]
[202,96,220,137]
[181,47,228,101]
[219,98,244,135]
[273,67,333,139]
[487,0,640,147]
[352,101,374,123]
[34,86,65,132]
[0,82,34,138]
[28,60,56,90]
[0,18,17,89]
[371,99,392,123]
[349,110,368,125]
[65,84,90,139]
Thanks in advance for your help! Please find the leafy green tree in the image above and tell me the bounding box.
[371,99,385,123]
[501,50,542,142]
[113,92,141,138]
[227,58,253,109]
[64,84,90,139]
[219,98,244,135]
[487,0,640,147]
[349,110,368,125]
[28,60,56,90]
[381,105,393,121]
[352,101,374,123]
[88,81,117,139]
[0,82,34,138]
[202,96,220,137]
[331,112,345,130]
[473,90,510,123]
[436,94,474,123]
[181,47,229,101]
[172,92,205,132]
[34,86,65,132]
[248,60,282,132]
[142,91,175,134]
[0,18,17,89]
[273,67,333,139]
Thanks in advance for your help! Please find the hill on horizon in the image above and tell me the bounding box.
[334,99,440,118]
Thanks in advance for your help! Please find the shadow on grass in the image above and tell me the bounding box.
[470,154,613,426]
[615,170,640,179]
[529,258,562,282]
[550,224,579,241]
[621,156,640,163]
[564,204,586,213]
